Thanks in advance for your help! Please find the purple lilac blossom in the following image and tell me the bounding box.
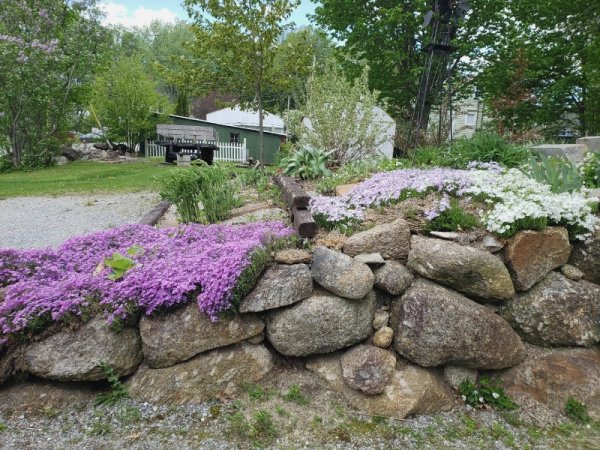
[0,222,293,343]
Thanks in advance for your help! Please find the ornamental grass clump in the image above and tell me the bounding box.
[0,221,293,345]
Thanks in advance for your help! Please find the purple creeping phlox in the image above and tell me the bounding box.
[309,168,473,223]
[0,222,293,344]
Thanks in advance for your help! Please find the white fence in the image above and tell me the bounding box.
[144,138,248,163]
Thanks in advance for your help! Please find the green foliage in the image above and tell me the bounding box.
[90,56,172,149]
[159,165,239,224]
[410,146,454,168]
[459,377,517,411]
[580,152,600,188]
[249,410,278,442]
[523,153,583,193]
[229,247,271,309]
[299,64,386,165]
[180,0,299,165]
[450,132,531,168]
[282,384,309,405]
[425,200,480,232]
[0,0,110,169]
[498,216,548,239]
[0,422,6,432]
[117,406,142,424]
[103,251,138,281]
[565,398,591,424]
[174,90,190,116]
[280,147,331,180]
[243,384,272,401]
[94,362,129,406]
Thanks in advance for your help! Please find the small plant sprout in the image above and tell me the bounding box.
[283,384,309,405]
[565,397,591,424]
[94,362,129,406]
[459,377,517,411]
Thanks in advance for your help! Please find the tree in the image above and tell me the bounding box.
[182,0,300,165]
[0,0,109,168]
[89,57,172,149]
[299,64,386,164]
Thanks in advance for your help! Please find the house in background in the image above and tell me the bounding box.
[206,106,286,134]
[301,105,396,159]
[450,94,486,139]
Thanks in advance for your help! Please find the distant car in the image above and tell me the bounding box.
[79,131,105,143]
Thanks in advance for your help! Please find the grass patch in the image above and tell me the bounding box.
[565,398,591,424]
[282,384,309,405]
[425,199,480,232]
[0,160,170,199]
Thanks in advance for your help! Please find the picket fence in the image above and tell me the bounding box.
[144,138,248,163]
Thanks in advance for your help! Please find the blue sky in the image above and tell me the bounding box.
[100,0,316,28]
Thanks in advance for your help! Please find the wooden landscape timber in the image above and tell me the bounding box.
[274,175,317,238]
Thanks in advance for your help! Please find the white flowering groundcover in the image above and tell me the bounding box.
[309,166,599,240]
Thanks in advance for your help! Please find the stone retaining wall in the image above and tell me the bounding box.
[2,220,600,420]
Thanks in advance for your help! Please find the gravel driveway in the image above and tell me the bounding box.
[0,193,160,249]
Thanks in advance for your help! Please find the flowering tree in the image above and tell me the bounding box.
[299,64,386,165]
[0,0,108,168]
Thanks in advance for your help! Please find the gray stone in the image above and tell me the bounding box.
[429,231,461,240]
[503,272,600,347]
[127,343,273,405]
[311,246,374,299]
[306,353,453,420]
[576,136,600,152]
[239,264,313,313]
[373,261,414,296]
[503,227,571,291]
[341,345,396,394]
[407,235,515,302]
[54,156,69,166]
[483,235,504,253]
[354,253,385,265]
[443,365,478,390]
[561,264,584,281]
[373,310,390,329]
[21,318,142,381]
[569,228,600,284]
[498,345,600,420]
[140,301,264,368]
[392,278,524,369]
[274,249,312,265]
[373,327,394,348]
[343,219,412,261]
[530,144,588,164]
[266,290,377,356]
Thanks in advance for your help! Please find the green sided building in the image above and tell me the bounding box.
[170,115,286,165]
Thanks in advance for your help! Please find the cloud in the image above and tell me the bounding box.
[99,2,178,27]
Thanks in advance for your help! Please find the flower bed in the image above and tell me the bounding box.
[310,167,599,239]
[0,222,293,344]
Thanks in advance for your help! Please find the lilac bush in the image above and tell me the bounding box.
[0,222,293,344]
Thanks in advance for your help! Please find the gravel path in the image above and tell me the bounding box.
[0,193,160,249]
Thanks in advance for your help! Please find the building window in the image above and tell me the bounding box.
[465,113,476,126]
[229,132,240,144]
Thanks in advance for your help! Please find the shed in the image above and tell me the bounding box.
[170,115,285,165]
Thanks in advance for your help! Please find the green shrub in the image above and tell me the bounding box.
[159,164,240,224]
[580,152,600,188]
[523,153,583,193]
[425,200,480,232]
[282,384,309,405]
[459,376,517,410]
[280,146,331,180]
[410,145,454,167]
[450,132,531,168]
[565,397,591,424]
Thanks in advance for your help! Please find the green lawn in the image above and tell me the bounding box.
[0,160,172,199]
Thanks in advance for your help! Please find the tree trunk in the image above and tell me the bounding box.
[257,87,265,168]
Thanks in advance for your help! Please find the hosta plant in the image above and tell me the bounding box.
[280,147,331,180]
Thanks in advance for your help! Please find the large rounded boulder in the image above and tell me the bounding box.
[311,246,374,299]
[266,290,377,356]
[498,345,600,420]
[21,318,142,381]
[503,227,571,291]
[140,301,265,368]
[503,272,600,347]
[342,219,412,261]
[392,278,524,369]
[407,235,515,302]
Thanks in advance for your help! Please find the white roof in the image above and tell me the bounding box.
[206,106,284,129]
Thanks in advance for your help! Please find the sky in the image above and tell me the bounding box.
[99,0,316,28]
